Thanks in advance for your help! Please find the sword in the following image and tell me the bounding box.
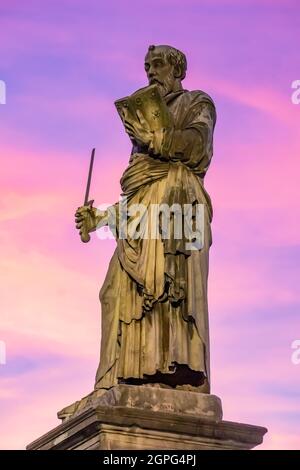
[80,148,95,243]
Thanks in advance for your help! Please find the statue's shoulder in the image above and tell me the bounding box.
[183,90,216,123]
[187,89,216,108]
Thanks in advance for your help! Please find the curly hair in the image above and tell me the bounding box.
[147,45,187,80]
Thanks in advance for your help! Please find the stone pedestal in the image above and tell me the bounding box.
[27,385,267,450]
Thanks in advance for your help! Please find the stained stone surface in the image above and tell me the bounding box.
[27,385,267,450]
[57,384,223,423]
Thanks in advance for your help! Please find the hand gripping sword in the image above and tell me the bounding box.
[80,148,95,243]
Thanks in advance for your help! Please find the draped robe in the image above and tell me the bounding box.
[95,88,216,390]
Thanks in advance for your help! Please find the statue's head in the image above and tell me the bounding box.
[144,45,187,96]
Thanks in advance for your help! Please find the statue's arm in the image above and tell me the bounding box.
[76,202,120,237]
[150,97,216,169]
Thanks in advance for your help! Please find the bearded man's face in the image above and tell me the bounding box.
[144,49,178,96]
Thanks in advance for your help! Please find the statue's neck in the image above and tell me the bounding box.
[171,81,183,93]
[162,81,182,97]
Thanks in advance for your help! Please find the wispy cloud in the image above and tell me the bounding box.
[0,0,299,450]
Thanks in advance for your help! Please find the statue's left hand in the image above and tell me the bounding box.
[124,109,153,147]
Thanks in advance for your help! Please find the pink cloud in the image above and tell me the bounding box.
[187,73,299,127]
[0,357,95,449]
[0,0,299,450]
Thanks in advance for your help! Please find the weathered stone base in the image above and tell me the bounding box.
[27,385,267,450]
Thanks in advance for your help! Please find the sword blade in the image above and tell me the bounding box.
[84,148,95,205]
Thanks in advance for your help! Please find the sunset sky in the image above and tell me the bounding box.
[0,0,299,449]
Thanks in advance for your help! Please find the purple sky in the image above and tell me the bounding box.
[0,0,300,449]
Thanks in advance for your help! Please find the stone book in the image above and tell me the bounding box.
[114,84,172,131]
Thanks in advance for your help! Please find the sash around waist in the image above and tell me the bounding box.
[120,153,212,220]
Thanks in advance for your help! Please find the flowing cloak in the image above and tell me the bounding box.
[95,88,216,390]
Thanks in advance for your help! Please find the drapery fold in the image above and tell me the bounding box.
[95,89,216,390]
